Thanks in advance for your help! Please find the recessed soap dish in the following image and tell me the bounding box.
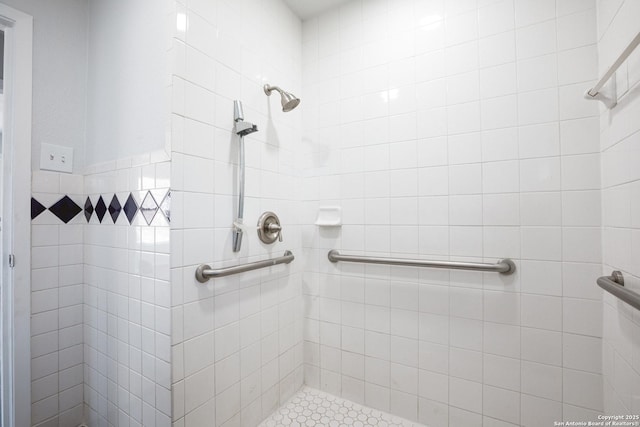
[315,206,342,226]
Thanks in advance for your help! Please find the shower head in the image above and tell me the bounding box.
[264,84,300,112]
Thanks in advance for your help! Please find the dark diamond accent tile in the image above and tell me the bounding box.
[95,196,107,223]
[159,191,170,223]
[140,191,158,226]
[84,197,94,222]
[48,196,82,224]
[31,198,47,220]
[108,195,121,223]
[123,193,138,224]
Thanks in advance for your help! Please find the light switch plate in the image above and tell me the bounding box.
[40,143,73,173]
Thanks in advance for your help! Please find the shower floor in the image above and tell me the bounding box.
[259,387,426,427]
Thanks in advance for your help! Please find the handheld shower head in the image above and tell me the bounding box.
[233,100,244,122]
[264,84,300,112]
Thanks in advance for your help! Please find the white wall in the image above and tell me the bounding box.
[301,0,604,425]
[0,0,87,173]
[22,1,640,426]
[168,0,304,425]
[597,0,640,416]
[15,3,89,419]
[85,0,169,166]
[83,159,172,427]
[31,171,85,427]
[81,1,173,425]
[1,0,167,171]
[30,161,173,427]
[28,1,172,425]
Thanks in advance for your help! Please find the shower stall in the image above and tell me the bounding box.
[22,0,640,426]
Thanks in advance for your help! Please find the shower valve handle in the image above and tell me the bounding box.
[267,223,281,232]
[268,222,282,242]
[268,223,283,242]
[258,212,283,244]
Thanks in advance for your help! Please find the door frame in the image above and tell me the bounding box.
[0,4,32,427]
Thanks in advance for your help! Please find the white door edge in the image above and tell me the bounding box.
[0,4,32,427]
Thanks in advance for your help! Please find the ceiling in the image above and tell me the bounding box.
[283,0,352,20]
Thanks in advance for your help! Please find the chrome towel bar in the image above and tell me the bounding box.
[196,250,294,282]
[597,271,640,311]
[327,250,516,275]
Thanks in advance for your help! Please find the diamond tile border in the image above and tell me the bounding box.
[31,189,170,226]
[31,197,46,220]
[95,196,107,223]
[47,195,83,224]
[140,191,159,226]
[84,197,94,222]
[123,194,139,224]
[258,387,426,427]
[108,195,122,223]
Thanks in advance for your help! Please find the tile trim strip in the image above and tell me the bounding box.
[31,189,170,226]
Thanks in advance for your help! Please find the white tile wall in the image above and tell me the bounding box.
[31,156,172,427]
[83,159,172,427]
[29,1,640,426]
[31,16,174,427]
[598,0,640,418]
[301,0,604,425]
[31,171,85,427]
[168,0,304,426]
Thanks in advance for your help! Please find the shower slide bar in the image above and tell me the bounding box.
[584,31,640,108]
[597,271,640,311]
[328,250,516,275]
[195,250,295,282]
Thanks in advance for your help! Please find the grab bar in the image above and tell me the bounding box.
[327,250,515,275]
[597,271,640,311]
[196,250,294,282]
[584,31,640,108]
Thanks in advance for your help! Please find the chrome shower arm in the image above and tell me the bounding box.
[263,84,284,96]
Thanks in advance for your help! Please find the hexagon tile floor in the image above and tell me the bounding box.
[258,387,427,427]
